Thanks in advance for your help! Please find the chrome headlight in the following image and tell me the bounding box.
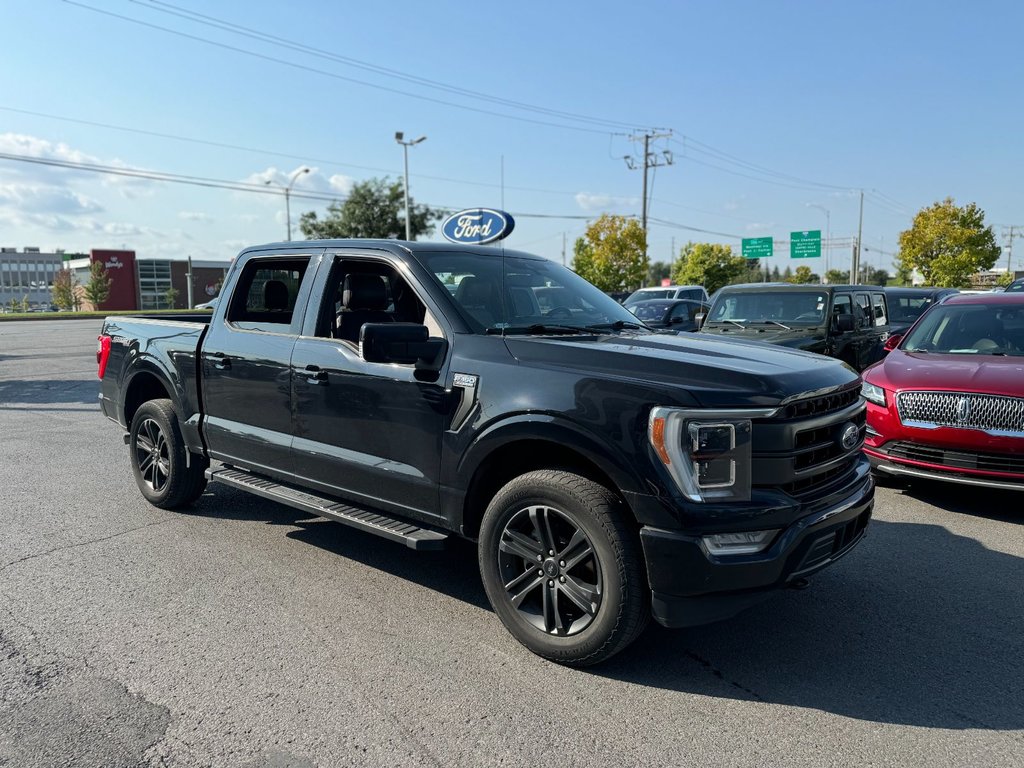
[861,381,886,406]
[648,407,768,502]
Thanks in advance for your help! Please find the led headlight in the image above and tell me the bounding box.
[648,407,761,502]
[861,381,886,406]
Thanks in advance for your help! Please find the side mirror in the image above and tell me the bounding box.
[360,323,447,372]
[834,313,856,333]
[694,312,706,330]
[669,315,685,325]
[883,333,903,352]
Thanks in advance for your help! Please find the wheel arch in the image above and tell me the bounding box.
[456,416,645,540]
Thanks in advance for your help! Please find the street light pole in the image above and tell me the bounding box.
[265,167,310,241]
[395,132,427,241]
[806,203,831,281]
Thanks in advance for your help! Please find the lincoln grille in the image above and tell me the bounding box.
[896,391,1024,435]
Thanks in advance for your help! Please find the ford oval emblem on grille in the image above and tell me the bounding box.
[441,208,515,245]
[840,423,860,450]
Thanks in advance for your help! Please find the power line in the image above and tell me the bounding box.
[63,1,628,136]
[133,0,654,133]
[0,105,583,197]
[0,150,597,220]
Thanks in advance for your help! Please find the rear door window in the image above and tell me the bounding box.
[871,293,888,326]
[226,257,311,334]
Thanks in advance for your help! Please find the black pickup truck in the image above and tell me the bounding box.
[99,240,873,665]
[700,283,891,371]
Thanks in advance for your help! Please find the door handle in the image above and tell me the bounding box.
[210,353,231,371]
[304,364,328,384]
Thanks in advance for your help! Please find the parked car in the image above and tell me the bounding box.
[883,287,958,337]
[862,293,1024,491]
[1005,277,1024,293]
[628,298,708,331]
[623,284,709,307]
[699,283,891,371]
[98,240,873,666]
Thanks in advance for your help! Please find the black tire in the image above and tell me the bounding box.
[129,398,208,509]
[478,470,649,667]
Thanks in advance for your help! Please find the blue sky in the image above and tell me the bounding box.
[1,0,1022,275]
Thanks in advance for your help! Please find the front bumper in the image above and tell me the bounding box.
[640,474,874,628]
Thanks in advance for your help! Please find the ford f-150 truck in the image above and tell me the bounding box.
[99,240,873,666]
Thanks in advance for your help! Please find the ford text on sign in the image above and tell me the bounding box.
[441,209,515,245]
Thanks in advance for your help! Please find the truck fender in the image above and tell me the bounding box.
[454,413,646,498]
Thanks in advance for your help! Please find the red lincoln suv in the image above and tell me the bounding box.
[862,293,1024,491]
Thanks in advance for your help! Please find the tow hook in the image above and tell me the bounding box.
[788,577,811,590]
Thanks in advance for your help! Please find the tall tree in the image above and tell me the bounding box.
[671,242,747,294]
[82,260,111,308]
[786,265,818,284]
[825,269,849,285]
[51,268,78,310]
[299,177,441,240]
[896,198,1001,287]
[571,214,648,292]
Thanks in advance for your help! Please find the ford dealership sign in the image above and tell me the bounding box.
[441,208,515,245]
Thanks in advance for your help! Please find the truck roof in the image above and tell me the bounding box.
[716,282,884,293]
[240,239,547,261]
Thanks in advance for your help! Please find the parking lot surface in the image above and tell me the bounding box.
[1,319,1022,767]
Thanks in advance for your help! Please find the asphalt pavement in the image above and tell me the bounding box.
[1,319,1022,767]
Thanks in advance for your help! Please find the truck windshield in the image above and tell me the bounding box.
[707,291,828,326]
[422,251,648,334]
[902,303,1024,355]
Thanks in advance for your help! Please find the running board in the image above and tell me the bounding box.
[206,467,449,550]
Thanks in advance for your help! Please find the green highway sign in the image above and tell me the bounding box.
[790,230,822,259]
[742,236,773,259]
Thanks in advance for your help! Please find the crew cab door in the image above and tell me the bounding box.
[288,251,454,522]
[201,251,320,478]
[829,292,863,368]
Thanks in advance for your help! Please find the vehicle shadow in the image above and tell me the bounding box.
[880,479,1023,524]
[188,487,1024,729]
[189,485,489,610]
[595,518,1024,730]
[0,379,99,406]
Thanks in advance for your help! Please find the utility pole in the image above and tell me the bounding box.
[1003,226,1022,277]
[561,232,567,267]
[186,255,193,309]
[624,131,673,257]
[852,189,864,284]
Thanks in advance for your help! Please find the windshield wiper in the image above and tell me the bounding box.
[582,320,649,332]
[717,319,746,329]
[486,324,590,336]
[762,320,792,331]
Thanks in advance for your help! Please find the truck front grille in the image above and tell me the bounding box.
[896,391,1024,436]
[753,383,867,501]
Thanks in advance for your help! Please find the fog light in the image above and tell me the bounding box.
[702,530,778,556]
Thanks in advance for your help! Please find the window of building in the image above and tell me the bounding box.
[139,260,173,310]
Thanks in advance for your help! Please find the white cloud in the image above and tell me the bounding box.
[178,210,213,223]
[574,192,640,211]
[241,165,352,202]
[0,183,103,215]
[745,222,776,232]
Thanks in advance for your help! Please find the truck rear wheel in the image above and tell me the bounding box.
[478,470,649,666]
[129,398,208,509]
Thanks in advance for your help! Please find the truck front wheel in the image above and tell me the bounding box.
[478,470,649,666]
[129,398,208,509]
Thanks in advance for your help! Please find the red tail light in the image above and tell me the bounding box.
[97,335,111,379]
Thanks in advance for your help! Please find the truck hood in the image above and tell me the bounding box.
[867,350,1024,398]
[504,331,857,408]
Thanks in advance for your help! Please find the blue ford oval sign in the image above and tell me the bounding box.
[441,208,515,245]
